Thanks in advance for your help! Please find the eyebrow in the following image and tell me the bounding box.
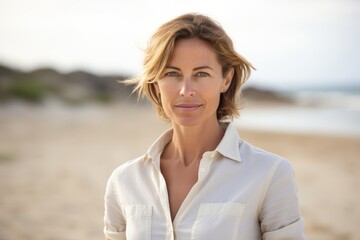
[194,66,213,71]
[165,65,214,71]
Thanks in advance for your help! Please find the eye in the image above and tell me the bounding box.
[194,72,210,77]
[164,71,180,77]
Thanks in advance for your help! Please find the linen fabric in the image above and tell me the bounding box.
[104,122,306,240]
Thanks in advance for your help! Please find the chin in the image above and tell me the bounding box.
[171,114,218,128]
[171,116,203,127]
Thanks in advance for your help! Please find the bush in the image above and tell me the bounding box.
[8,79,51,102]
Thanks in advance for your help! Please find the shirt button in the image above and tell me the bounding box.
[200,167,206,173]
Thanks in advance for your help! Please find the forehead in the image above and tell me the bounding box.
[168,38,220,67]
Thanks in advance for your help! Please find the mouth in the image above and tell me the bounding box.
[174,104,203,111]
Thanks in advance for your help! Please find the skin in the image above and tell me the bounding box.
[154,38,234,221]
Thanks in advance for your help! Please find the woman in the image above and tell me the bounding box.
[104,13,306,240]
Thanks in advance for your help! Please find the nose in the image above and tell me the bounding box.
[180,78,195,97]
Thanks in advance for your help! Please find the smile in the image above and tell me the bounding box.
[174,104,202,111]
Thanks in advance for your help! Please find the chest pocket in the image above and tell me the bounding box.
[191,202,244,240]
[124,204,152,240]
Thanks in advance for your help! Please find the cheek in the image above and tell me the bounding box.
[202,84,222,98]
[204,88,223,108]
[158,85,177,106]
[158,81,179,95]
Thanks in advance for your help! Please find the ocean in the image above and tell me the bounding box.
[236,89,360,138]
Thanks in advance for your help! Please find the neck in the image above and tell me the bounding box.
[164,119,225,166]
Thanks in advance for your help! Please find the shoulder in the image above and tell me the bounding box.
[238,141,298,207]
[108,154,149,182]
[221,122,293,175]
[238,140,294,177]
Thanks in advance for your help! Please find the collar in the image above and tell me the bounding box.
[145,121,242,165]
[215,122,242,162]
[145,128,173,168]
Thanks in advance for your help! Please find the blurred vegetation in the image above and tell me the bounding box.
[0,64,136,105]
[0,152,16,163]
[6,79,55,102]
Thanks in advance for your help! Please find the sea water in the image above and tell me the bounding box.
[236,90,360,137]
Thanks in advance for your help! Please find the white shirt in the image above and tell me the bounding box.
[104,122,306,240]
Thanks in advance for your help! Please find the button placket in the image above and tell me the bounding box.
[198,152,214,178]
[168,223,173,232]
[198,164,206,179]
[154,158,174,237]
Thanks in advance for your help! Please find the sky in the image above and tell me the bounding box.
[0,0,360,89]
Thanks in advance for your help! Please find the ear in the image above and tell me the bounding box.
[222,67,234,92]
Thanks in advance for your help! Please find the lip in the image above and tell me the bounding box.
[174,104,202,111]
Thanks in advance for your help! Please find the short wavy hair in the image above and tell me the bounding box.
[125,13,254,121]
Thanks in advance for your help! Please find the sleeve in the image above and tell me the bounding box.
[259,159,307,240]
[104,171,126,240]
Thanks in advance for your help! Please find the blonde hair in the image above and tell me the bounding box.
[125,13,254,121]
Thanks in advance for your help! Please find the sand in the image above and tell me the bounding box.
[0,101,359,240]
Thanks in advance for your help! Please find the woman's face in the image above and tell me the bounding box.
[155,38,233,127]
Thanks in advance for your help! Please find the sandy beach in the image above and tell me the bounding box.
[0,101,359,240]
